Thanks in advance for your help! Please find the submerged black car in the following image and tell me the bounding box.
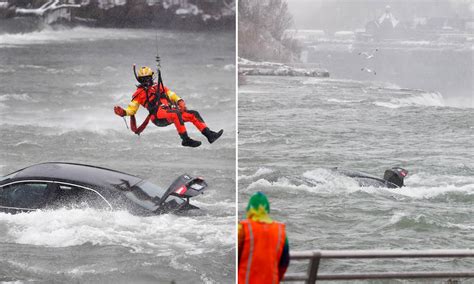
[0,162,208,215]
[334,167,409,188]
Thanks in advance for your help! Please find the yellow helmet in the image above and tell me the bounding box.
[137,66,154,78]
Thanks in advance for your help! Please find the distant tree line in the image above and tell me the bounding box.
[239,0,300,62]
[2,0,235,30]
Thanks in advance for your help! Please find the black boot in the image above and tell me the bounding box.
[202,127,224,144]
[180,132,201,148]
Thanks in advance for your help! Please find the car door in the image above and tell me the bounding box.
[0,181,53,212]
[52,183,113,210]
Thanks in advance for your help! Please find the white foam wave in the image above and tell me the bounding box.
[0,27,155,47]
[369,81,402,90]
[0,208,234,253]
[387,212,474,230]
[386,173,474,199]
[103,66,117,72]
[0,93,34,102]
[372,101,401,109]
[327,98,362,104]
[74,81,105,87]
[408,172,474,188]
[0,105,141,133]
[244,168,474,201]
[389,211,407,224]
[302,168,362,193]
[13,140,42,148]
[446,222,474,230]
[374,92,445,109]
[242,178,291,193]
[16,64,47,70]
[223,64,235,71]
[2,64,74,74]
[245,169,361,195]
[302,78,362,86]
[350,172,474,200]
[189,199,235,210]
[239,167,274,181]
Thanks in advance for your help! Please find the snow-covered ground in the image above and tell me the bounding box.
[238,57,330,78]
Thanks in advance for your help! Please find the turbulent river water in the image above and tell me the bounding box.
[239,44,473,282]
[0,27,235,283]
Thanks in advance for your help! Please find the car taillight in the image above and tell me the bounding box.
[175,185,187,195]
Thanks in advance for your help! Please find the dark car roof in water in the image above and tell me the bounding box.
[7,162,144,190]
[333,168,399,188]
[336,169,382,180]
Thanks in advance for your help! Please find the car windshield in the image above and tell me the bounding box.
[137,180,166,197]
[123,180,184,212]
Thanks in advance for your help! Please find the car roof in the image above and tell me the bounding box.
[6,162,144,190]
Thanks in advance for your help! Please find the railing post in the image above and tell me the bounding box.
[306,251,321,284]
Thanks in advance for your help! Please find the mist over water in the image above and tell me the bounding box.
[287,0,472,31]
[0,27,235,283]
[304,44,473,108]
[287,0,473,109]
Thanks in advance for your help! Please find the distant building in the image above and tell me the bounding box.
[416,17,466,31]
[359,3,472,42]
[364,5,406,40]
[378,5,399,29]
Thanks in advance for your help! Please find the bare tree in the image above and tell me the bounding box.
[239,0,299,62]
[266,0,292,40]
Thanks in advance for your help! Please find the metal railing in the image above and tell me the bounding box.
[283,249,474,283]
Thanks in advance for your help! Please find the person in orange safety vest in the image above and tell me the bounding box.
[114,66,223,147]
[238,192,290,284]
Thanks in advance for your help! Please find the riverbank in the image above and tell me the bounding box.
[0,0,235,33]
[238,58,330,78]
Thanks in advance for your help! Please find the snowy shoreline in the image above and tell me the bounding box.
[238,58,330,78]
[0,0,235,32]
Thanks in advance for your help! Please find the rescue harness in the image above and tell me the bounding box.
[129,64,174,135]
